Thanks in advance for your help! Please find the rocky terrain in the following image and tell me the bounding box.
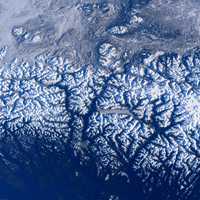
[1,0,200,200]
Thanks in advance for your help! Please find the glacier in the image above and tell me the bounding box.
[0,0,200,200]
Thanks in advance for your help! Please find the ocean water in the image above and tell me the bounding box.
[0,0,200,200]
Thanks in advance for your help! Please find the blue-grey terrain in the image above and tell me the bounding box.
[1,0,200,199]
